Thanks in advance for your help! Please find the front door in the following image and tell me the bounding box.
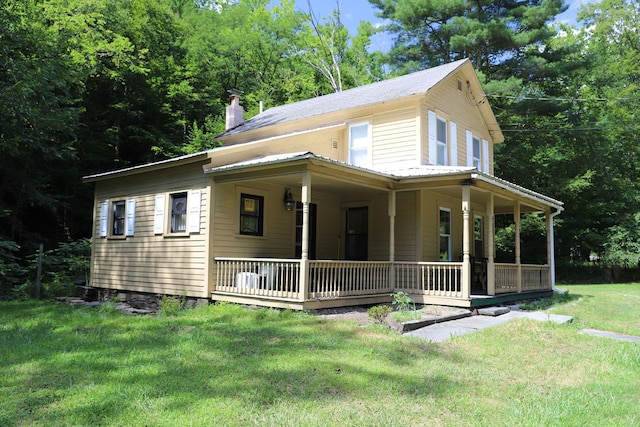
[345,207,368,260]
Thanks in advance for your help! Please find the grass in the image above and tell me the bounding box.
[1,284,639,426]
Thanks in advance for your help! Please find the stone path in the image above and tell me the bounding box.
[579,328,640,343]
[55,297,155,315]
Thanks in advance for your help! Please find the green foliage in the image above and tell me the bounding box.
[0,240,23,297]
[158,293,186,316]
[17,239,92,299]
[390,291,419,320]
[367,304,392,323]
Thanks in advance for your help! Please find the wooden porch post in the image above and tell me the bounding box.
[299,172,311,302]
[546,209,558,290]
[514,201,522,293]
[461,185,471,299]
[388,190,396,292]
[486,194,496,295]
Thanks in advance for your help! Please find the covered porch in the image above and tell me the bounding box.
[212,258,552,310]
[206,153,562,310]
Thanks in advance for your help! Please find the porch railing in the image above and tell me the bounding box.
[214,258,301,299]
[215,258,549,301]
[522,264,551,291]
[308,261,391,299]
[495,263,551,294]
[394,262,463,298]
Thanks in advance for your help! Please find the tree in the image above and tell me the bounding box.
[369,0,566,81]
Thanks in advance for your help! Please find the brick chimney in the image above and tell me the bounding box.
[225,90,244,131]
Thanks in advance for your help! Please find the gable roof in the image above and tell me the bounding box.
[217,58,477,139]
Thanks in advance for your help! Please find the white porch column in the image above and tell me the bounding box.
[299,172,311,302]
[514,201,522,293]
[461,185,471,299]
[486,194,496,295]
[388,190,396,291]
[548,209,560,291]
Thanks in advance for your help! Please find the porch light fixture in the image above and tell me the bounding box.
[283,188,295,211]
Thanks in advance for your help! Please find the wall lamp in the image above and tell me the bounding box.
[283,188,295,211]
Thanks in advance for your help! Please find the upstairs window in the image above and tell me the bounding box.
[429,111,456,166]
[473,136,481,169]
[349,122,370,168]
[437,118,447,165]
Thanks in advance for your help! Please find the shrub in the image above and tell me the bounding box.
[158,294,186,316]
[367,305,392,323]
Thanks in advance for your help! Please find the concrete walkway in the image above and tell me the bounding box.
[579,329,640,343]
[406,310,574,343]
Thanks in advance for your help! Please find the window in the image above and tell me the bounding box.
[349,123,370,167]
[473,136,481,169]
[439,208,452,261]
[474,215,484,258]
[170,192,188,233]
[437,118,447,165]
[154,190,201,235]
[112,200,126,236]
[240,193,264,236]
[99,199,136,238]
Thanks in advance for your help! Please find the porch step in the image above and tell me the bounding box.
[477,306,511,317]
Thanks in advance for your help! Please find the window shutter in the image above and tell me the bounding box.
[482,139,490,173]
[125,199,136,236]
[428,110,437,165]
[466,130,473,167]
[99,202,108,237]
[187,190,201,233]
[154,194,165,234]
[450,121,457,166]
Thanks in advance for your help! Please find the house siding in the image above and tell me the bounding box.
[395,191,418,261]
[372,107,419,169]
[421,73,494,171]
[90,164,211,298]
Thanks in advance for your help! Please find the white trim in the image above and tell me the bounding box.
[188,190,202,233]
[482,139,490,173]
[99,202,108,237]
[125,199,136,236]
[466,130,473,167]
[450,121,457,166]
[428,110,437,165]
[153,194,166,235]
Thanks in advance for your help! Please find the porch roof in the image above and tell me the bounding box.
[205,152,563,212]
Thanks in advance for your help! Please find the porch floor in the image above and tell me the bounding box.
[211,289,554,311]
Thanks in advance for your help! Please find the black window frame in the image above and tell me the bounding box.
[239,193,264,236]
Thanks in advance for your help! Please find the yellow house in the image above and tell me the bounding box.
[84,59,563,310]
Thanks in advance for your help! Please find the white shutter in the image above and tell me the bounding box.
[466,130,473,167]
[428,110,437,165]
[125,199,136,236]
[99,202,108,237]
[187,190,202,233]
[483,139,490,173]
[154,194,166,234]
[450,121,457,166]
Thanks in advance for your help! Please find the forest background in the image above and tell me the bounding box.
[1,0,639,295]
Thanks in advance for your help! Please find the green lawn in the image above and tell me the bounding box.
[1,284,639,426]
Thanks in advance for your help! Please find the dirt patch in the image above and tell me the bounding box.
[312,304,471,331]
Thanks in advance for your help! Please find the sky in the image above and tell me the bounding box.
[289,0,596,41]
